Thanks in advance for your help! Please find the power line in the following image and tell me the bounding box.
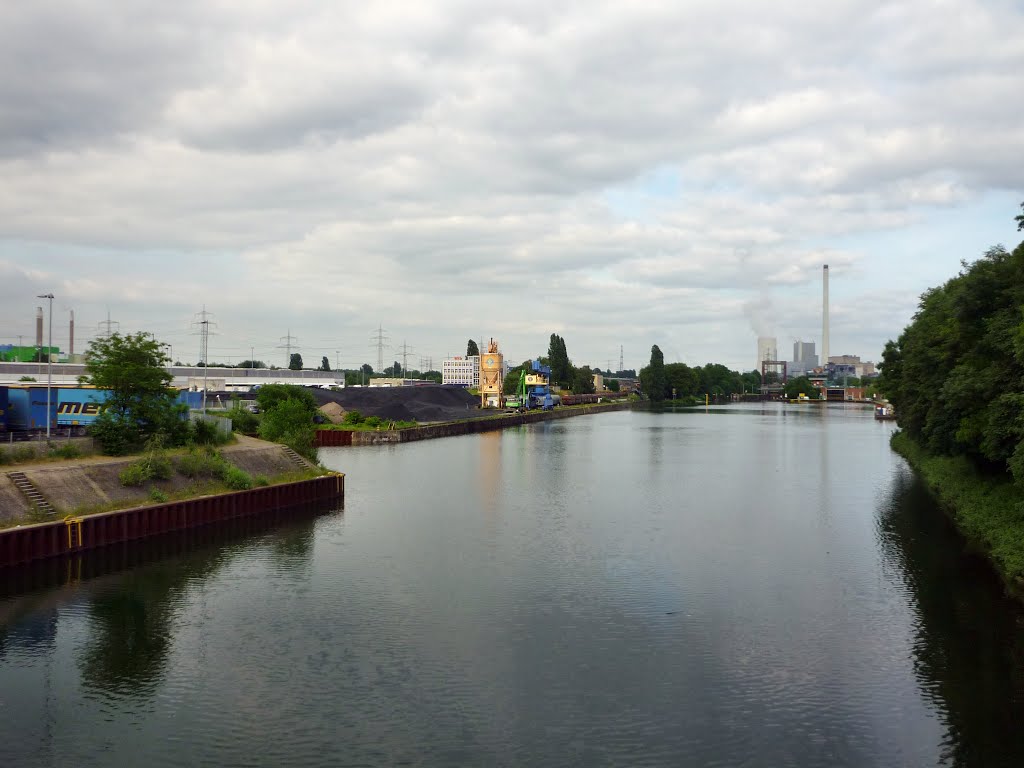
[191,306,218,414]
[97,309,120,338]
[398,340,414,377]
[370,324,389,373]
[278,329,299,367]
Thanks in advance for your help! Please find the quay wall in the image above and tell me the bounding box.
[0,473,344,569]
[317,401,635,447]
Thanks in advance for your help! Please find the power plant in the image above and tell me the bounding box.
[822,264,830,366]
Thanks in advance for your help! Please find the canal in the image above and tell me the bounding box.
[2,405,1023,766]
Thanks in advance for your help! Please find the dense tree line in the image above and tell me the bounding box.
[880,217,1024,482]
[639,347,761,402]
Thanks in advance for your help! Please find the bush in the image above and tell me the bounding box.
[176,446,226,479]
[226,406,260,435]
[255,384,317,415]
[254,475,270,487]
[221,465,253,490]
[118,436,173,486]
[364,416,383,429]
[90,411,140,456]
[148,486,169,503]
[190,418,231,446]
[342,410,364,425]
[47,443,82,460]
[259,398,317,461]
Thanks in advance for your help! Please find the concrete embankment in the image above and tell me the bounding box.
[1,435,313,521]
[891,430,1024,601]
[317,401,635,447]
[0,474,344,568]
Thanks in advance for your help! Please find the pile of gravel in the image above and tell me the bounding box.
[312,385,480,424]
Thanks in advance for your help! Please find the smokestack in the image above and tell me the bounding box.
[36,307,43,348]
[69,310,75,356]
[822,265,830,366]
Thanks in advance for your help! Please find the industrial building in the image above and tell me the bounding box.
[442,356,480,388]
[756,337,777,371]
[790,340,818,375]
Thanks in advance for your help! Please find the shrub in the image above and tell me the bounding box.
[90,411,140,456]
[148,486,169,503]
[190,418,231,446]
[176,446,226,479]
[254,475,270,487]
[118,436,173,486]
[364,416,383,428]
[226,406,259,435]
[342,410,364,425]
[48,443,82,460]
[221,465,253,490]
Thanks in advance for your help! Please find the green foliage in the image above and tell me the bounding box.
[47,442,82,460]
[1016,201,1023,231]
[892,431,1024,595]
[254,475,270,487]
[467,339,479,357]
[364,415,383,429]
[255,384,317,414]
[289,353,304,370]
[0,445,39,465]
[606,378,620,392]
[221,464,253,490]
[783,376,819,399]
[879,236,1024,481]
[176,447,226,479]
[226,405,260,434]
[18,376,36,382]
[641,345,667,402]
[119,438,173,486]
[342,410,364,425]
[238,359,266,369]
[320,356,331,371]
[83,332,186,454]
[547,334,572,388]
[258,396,317,461]
[572,365,596,394]
[148,486,169,503]
[189,418,231,446]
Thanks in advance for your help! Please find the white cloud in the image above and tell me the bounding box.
[1,0,1022,370]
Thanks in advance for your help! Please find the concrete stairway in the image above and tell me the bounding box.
[7,472,55,516]
[282,446,313,470]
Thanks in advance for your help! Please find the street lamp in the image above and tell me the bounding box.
[37,293,54,438]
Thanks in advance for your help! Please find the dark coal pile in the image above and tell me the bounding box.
[312,385,480,423]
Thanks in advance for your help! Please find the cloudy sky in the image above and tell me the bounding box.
[2,0,1022,373]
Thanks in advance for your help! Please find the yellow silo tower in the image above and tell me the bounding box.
[480,339,504,408]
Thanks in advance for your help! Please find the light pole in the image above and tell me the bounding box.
[37,293,54,437]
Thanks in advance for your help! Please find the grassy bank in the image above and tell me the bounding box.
[891,430,1024,598]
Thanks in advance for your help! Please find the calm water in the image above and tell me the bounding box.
[2,405,1024,767]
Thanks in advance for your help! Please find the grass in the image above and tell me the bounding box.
[0,466,333,528]
[891,430,1024,598]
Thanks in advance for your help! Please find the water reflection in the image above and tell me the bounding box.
[877,468,1024,766]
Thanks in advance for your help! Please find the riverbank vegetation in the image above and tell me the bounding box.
[254,384,318,461]
[639,345,762,403]
[880,205,1024,594]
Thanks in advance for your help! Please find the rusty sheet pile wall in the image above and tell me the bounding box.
[0,474,344,568]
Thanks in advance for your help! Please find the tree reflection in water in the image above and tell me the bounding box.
[877,469,1024,766]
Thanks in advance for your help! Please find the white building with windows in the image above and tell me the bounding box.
[442,356,480,387]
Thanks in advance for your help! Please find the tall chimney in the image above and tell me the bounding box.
[69,310,75,356]
[36,307,44,348]
[822,264,830,367]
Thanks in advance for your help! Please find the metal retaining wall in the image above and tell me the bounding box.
[0,473,344,568]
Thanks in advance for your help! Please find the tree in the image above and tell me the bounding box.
[238,359,266,370]
[642,345,667,403]
[255,384,317,414]
[783,376,818,399]
[18,376,36,382]
[547,334,572,388]
[572,366,596,394]
[1017,201,1024,231]
[288,353,304,370]
[320,356,331,372]
[83,332,185,454]
[606,379,620,392]
[467,339,479,357]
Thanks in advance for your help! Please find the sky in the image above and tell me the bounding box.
[1,0,1022,373]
